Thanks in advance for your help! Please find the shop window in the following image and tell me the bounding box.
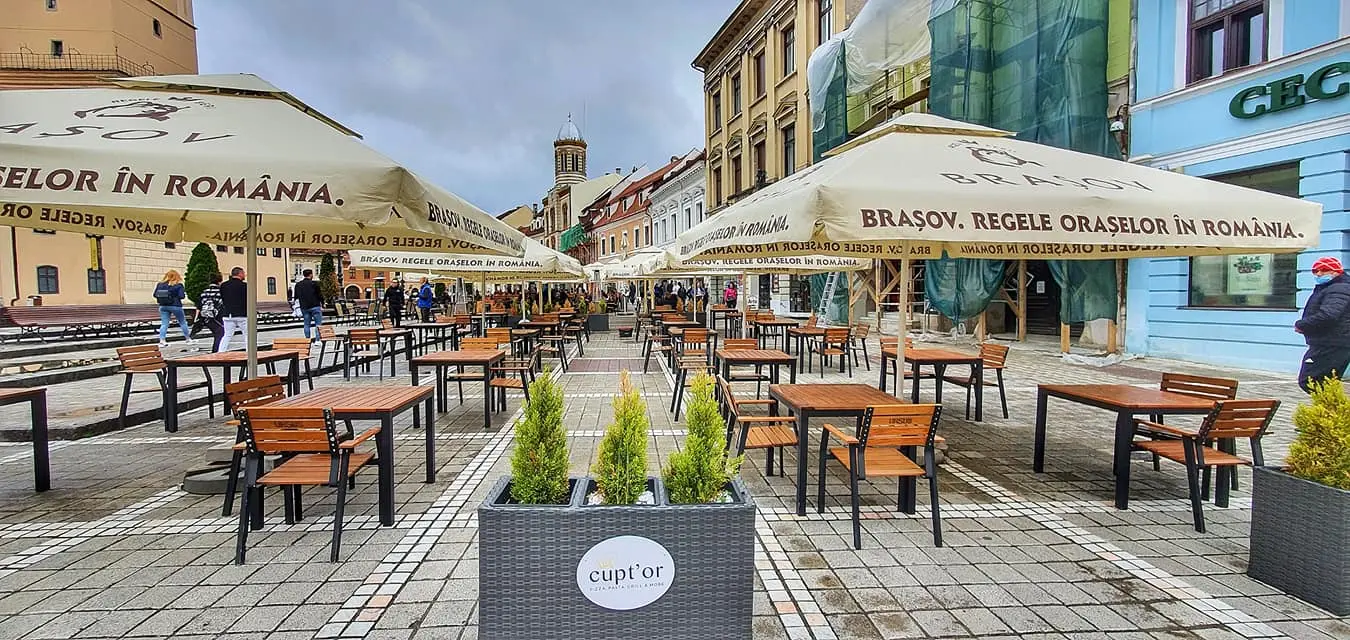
[87,269,106,294]
[1189,0,1265,83]
[790,275,813,313]
[1188,162,1299,308]
[36,265,58,294]
[267,277,277,296]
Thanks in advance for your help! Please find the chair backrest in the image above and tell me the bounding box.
[880,336,897,349]
[979,343,1009,368]
[661,313,685,323]
[682,328,710,350]
[1160,373,1239,401]
[117,344,165,373]
[225,375,287,413]
[348,328,380,347]
[381,318,394,329]
[1199,399,1280,442]
[859,404,941,449]
[653,305,673,312]
[237,406,339,455]
[435,314,453,323]
[485,328,512,345]
[271,338,311,359]
[318,325,338,340]
[723,338,758,350]
[716,375,741,414]
[823,327,850,345]
[452,314,471,325]
[461,337,500,350]
[805,314,818,327]
[851,323,870,339]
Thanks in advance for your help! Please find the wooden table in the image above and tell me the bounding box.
[272,385,434,524]
[0,388,48,491]
[787,325,826,364]
[1035,384,1216,509]
[769,383,906,516]
[753,318,799,350]
[402,322,454,355]
[377,328,415,375]
[411,349,507,430]
[164,350,300,433]
[717,349,796,385]
[886,348,985,422]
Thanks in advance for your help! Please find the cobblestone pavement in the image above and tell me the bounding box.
[0,329,1346,640]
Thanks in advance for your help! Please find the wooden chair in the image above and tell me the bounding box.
[940,343,1010,419]
[642,325,674,374]
[848,323,872,371]
[315,325,347,369]
[717,376,796,478]
[271,338,316,391]
[813,328,852,378]
[819,404,944,549]
[381,318,394,330]
[233,406,379,563]
[220,375,287,517]
[721,338,771,397]
[344,328,384,380]
[1131,399,1278,532]
[671,328,713,420]
[115,345,213,428]
[1138,373,1242,493]
[564,317,586,355]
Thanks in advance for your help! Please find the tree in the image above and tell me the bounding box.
[183,243,219,306]
[593,371,649,504]
[318,254,340,303]
[663,374,742,503]
[509,374,571,504]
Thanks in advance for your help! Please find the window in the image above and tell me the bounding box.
[644,225,651,246]
[272,248,282,258]
[164,242,176,249]
[215,245,227,252]
[152,18,161,38]
[363,270,370,279]
[730,74,742,115]
[696,202,703,221]
[782,123,797,176]
[256,247,266,256]
[685,208,693,231]
[817,0,833,46]
[731,155,743,194]
[1188,163,1299,308]
[233,246,244,254]
[87,269,106,294]
[267,277,277,296]
[622,231,629,252]
[50,40,63,57]
[713,167,723,205]
[753,141,767,185]
[609,235,616,255]
[36,266,58,294]
[46,0,57,10]
[1189,1,1265,83]
[781,24,795,77]
[33,229,55,235]
[753,51,766,98]
[711,91,721,129]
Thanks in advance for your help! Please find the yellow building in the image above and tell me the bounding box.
[0,0,292,306]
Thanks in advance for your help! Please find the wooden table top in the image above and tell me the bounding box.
[1040,384,1217,412]
[411,349,506,366]
[660,320,702,327]
[786,325,826,334]
[517,320,558,328]
[0,387,45,404]
[377,328,414,336]
[169,350,294,365]
[717,349,793,364]
[511,328,540,336]
[753,318,800,327]
[769,383,904,412]
[272,385,432,414]
[904,348,981,363]
[403,322,452,329]
[669,327,718,337]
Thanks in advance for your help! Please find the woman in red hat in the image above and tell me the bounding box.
[1294,256,1350,391]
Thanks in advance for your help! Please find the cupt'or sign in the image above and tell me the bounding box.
[575,535,675,611]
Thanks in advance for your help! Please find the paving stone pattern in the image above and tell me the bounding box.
[0,330,1346,639]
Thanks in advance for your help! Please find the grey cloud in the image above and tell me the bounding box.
[196,0,736,213]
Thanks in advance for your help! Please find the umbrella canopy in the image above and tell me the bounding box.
[348,238,584,282]
[0,84,525,256]
[674,113,1321,262]
[595,249,668,280]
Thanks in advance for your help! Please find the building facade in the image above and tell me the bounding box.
[0,0,291,306]
[1126,1,1350,372]
[649,151,706,247]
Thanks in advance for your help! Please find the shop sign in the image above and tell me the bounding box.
[1230,61,1349,119]
[575,535,674,611]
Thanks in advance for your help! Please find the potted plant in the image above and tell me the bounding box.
[585,299,610,332]
[478,372,756,640]
[1248,377,1350,615]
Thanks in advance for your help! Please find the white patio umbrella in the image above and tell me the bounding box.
[673,113,1322,262]
[0,77,525,374]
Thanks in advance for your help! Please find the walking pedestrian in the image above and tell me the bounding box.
[417,277,435,322]
[1295,256,1350,392]
[196,272,224,350]
[217,267,248,352]
[724,281,739,308]
[384,280,405,327]
[293,269,324,341]
[153,269,193,348]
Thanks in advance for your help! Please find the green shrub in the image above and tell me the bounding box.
[663,374,743,503]
[509,374,571,504]
[1288,376,1350,491]
[318,254,340,302]
[183,243,219,306]
[592,371,649,504]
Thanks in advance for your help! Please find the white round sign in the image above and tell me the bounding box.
[575,535,675,610]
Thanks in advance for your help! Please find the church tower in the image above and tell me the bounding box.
[553,115,587,188]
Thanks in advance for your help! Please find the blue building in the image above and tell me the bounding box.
[1127,0,1349,373]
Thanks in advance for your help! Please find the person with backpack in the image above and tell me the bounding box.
[195,272,224,350]
[154,270,193,348]
[417,277,435,322]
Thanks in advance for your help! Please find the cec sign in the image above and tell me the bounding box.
[1229,61,1349,119]
[575,535,675,611]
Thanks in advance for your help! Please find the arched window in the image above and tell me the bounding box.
[36,266,58,294]
[267,277,277,296]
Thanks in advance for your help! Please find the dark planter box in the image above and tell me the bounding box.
[1248,466,1350,615]
[585,313,610,332]
[479,476,755,640]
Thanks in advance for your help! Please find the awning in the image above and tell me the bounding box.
[558,224,587,252]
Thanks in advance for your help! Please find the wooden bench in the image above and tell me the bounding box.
[0,304,174,342]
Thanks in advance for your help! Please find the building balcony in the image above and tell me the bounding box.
[0,51,155,77]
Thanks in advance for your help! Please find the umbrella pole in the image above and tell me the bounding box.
[245,212,260,379]
[480,273,487,336]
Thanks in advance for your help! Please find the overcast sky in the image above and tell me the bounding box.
[195,0,736,215]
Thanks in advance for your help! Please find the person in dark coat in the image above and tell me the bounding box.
[1295,256,1350,392]
[384,281,405,327]
[292,269,324,340]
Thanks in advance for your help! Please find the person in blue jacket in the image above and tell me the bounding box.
[153,269,193,348]
[416,277,435,322]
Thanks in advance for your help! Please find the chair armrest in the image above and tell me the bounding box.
[339,426,382,449]
[1132,419,1193,439]
[823,423,859,445]
[735,415,796,425]
[737,398,776,406]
